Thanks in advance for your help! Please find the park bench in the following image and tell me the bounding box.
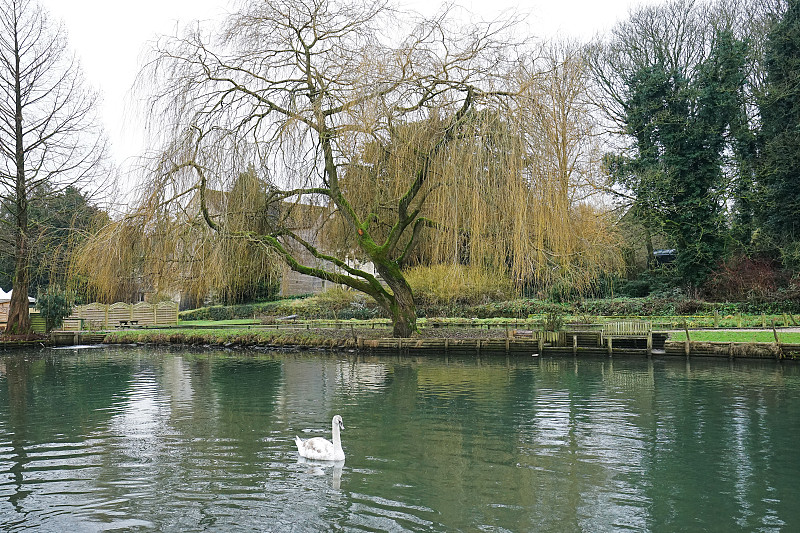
[602,321,655,353]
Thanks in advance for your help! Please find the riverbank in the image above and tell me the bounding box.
[102,324,511,349]
[2,318,796,360]
[95,324,799,360]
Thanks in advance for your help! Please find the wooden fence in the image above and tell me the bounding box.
[66,301,179,330]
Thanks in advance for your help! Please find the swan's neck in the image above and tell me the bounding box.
[331,421,342,450]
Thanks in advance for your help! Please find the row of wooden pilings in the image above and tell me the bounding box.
[43,328,799,360]
[355,334,662,357]
[355,336,799,360]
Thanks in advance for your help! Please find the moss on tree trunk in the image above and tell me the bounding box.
[373,260,417,338]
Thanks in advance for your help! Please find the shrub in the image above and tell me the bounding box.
[542,309,565,331]
[674,299,707,315]
[292,288,384,319]
[705,256,778,300]
[618,278,651,297]
[780,242,800,272]
[207,306,234,321]
[232,304,255,318]
[406,264,514,307]
[313,287,359,311]
[35,286,74,332]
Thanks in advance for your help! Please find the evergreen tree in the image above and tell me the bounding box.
[619,31,749,286]
[758,0,800,263]
[0,186,106,294]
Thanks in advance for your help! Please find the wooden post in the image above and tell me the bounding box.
[538,337,543,356]
[684,323,691,356]
[762,313,767,328]
[607,336,613,357]
[573,335,577,356]
[646,331,652,356]
[714,309,720,328]
[505,337,510,354]
[772,320,784,359]
[737,313,742,328]
[444,338,449,354]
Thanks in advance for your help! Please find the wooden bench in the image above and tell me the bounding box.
[602,320,652,337]
[602,321,654,354]
[117,319,139,328]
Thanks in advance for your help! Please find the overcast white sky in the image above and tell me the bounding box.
[38,0,661,176]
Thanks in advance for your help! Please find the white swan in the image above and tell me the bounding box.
[295,415,345,461]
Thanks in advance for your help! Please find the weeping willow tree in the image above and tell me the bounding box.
[85,0,618,337]
[73,166,281,305]
[325,41,620,295]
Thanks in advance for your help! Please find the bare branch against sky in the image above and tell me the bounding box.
[38,0,664,180]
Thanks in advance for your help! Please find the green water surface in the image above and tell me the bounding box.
[0,346,798,532]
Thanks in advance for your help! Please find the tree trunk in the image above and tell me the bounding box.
[7,31,30,336]
[6,230,30,334]
[373,261,417,338]
[389,284,416,338]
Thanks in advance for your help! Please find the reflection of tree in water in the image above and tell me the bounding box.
[210,356,282,426]
[0,352,134,515]
[5,357,31,513]
[205,355,285,464]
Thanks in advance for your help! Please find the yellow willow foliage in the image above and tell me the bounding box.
[72,168,281,304]
[405,264,515,306]
[314,43,622,295]
[327,97,620,293]
[71,220,140,303]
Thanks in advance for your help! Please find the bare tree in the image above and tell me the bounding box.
[0,0,108,333]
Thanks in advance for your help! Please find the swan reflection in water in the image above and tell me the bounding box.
[297,456,344,489]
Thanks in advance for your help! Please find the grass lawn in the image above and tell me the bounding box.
[177,319,260,326]
[669,330,800,344]
[156,317,800,346]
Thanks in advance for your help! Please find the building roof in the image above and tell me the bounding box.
[0,288,35,303]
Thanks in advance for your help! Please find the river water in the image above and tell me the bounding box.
[0,346,798,532]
